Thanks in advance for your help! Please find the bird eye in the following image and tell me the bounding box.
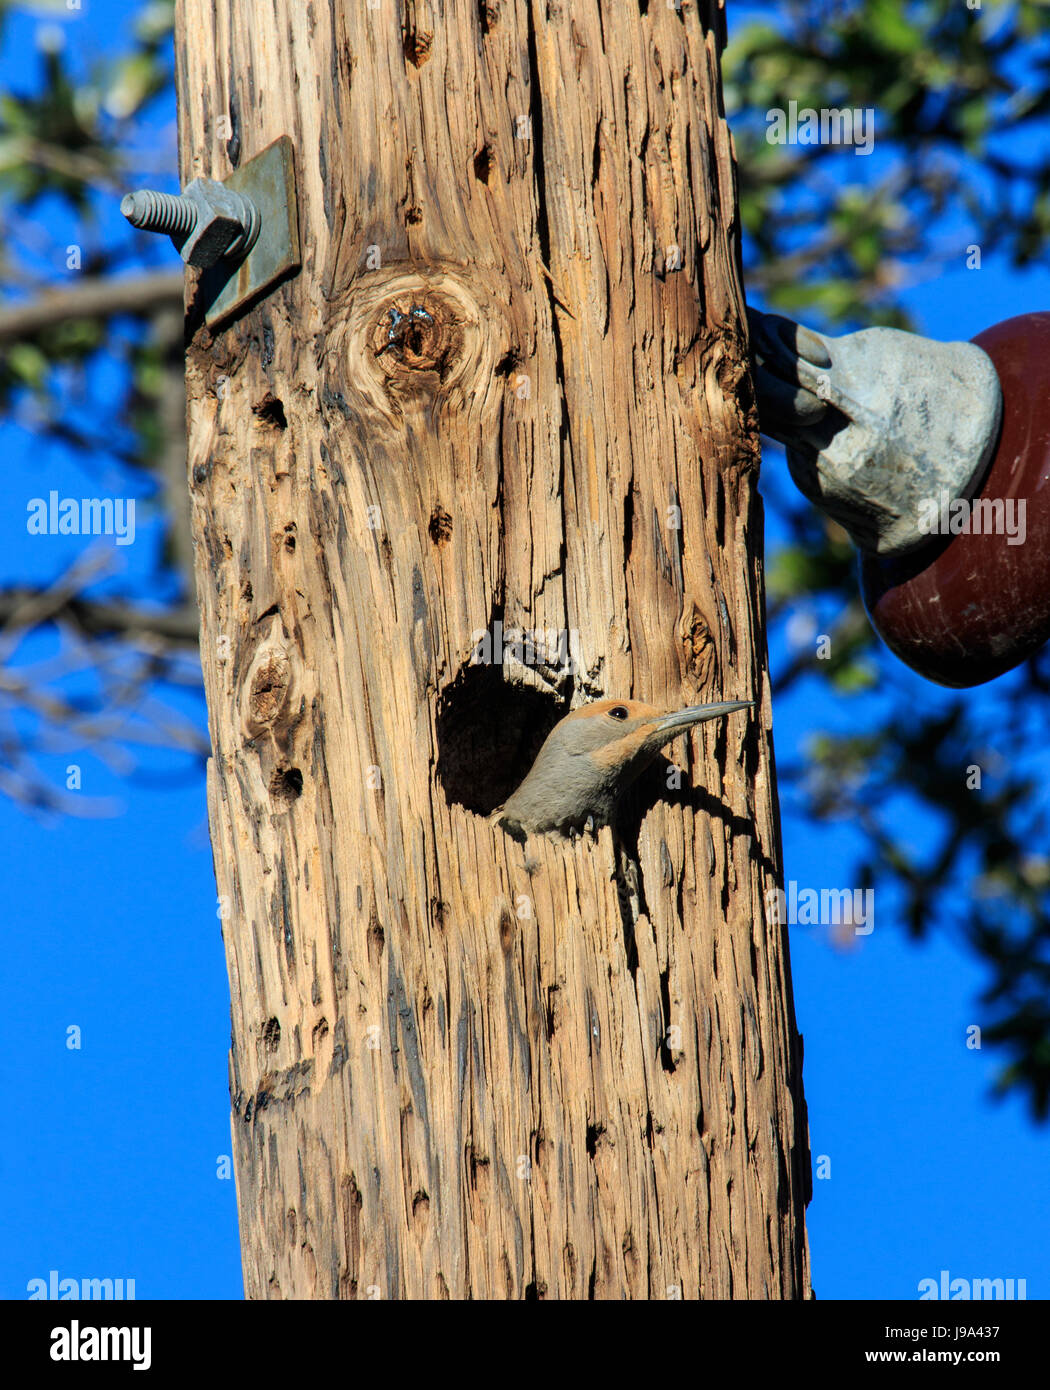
[608,706,629,720]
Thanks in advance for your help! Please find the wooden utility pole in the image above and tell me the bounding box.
[176,0,811,1298]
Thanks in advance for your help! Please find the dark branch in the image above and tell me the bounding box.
[0,271,184,343]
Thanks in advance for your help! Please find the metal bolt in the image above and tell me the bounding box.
[120,177,261,269]
[121,189,195,239]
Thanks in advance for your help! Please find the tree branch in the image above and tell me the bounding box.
[0,587,199,646]
[0,271,184,343]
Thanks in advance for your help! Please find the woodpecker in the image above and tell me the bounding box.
[496,698,753,840]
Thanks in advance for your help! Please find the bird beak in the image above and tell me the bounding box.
[649,700,754,744]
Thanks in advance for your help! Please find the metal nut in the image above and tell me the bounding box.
[179,178,260,268]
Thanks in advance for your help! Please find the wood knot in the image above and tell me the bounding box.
[679,600,716,687]
[371,297,459,377]
[241,627,300,741]
[332,270,501,423]
[249,651,290,726]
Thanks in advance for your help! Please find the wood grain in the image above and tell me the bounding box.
[176,0,811,1298]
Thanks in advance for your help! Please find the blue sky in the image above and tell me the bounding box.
[1,0,1047,1300]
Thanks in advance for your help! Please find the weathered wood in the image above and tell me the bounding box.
[177,0,811,1298]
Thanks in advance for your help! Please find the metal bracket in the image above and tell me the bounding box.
[197,136,301,327]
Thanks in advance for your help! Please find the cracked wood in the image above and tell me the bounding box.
[176,0,811,1299]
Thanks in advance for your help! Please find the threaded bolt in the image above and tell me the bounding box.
[120,179,261,269]
[120,189,197,238]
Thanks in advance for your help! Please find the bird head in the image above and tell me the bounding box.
[496,697,754,839]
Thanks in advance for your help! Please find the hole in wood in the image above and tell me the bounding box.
[436,663,567,817]
[403,29,433,67]
[269,766,303,808]
[371,298,459,378]
[252,392,287,429]
[467,1146,490,1188]
[586,1122,606,1157]
[473,144,493,184]
[367,918,385,964]
[428,505,453,544]
[498,904,515,953]
[658,967,677,1074]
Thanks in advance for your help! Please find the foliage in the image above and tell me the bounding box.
[0,1,201,810]
[725,0,1050,325]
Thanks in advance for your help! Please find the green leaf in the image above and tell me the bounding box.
[865,0,925,56]
[6,340,48,388]
[103,53,161,120]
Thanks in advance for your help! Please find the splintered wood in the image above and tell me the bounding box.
[177,0,811,1299]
